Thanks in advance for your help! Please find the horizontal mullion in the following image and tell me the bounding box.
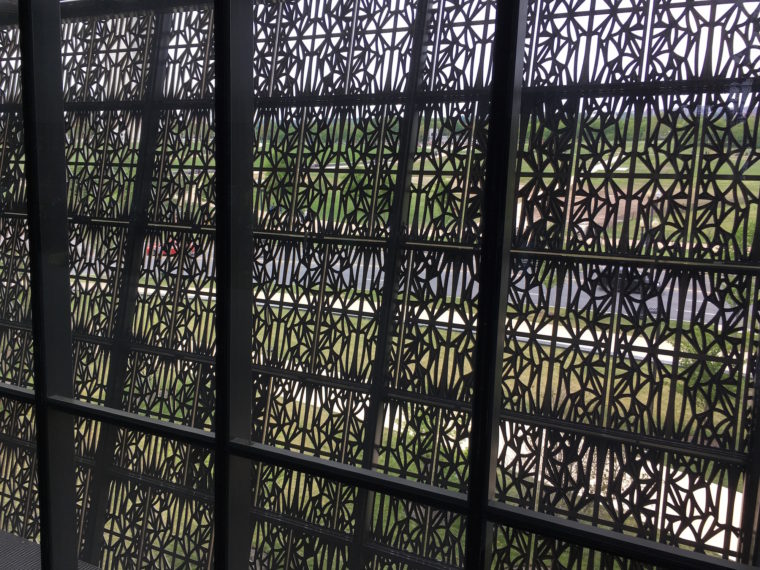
[250,230,478,254]
[363,542,461,570]
[156,98,214,110]
[0,382,35,404]
[0,211,27,219]
[511,248,760,274]
[523,77,760,99]
[519,172,760,183]
[68,215,129,228]
[499,408,748,465]
[230,438,470,515]
[254,89,490,109]
[68,217,212,234]
[71,331,111,348]
[487,501,754,570]
[70,223,213,247]
[126,341,215,365]
[249,505,353,546]
[47,395,214,446]
[251,363,372,395]
[69,334,216,366]
[62,0,211,21]
[145,220,215,234]
[73,454,213,506]
[251,230,386,249]
[0,430,35,449]
[63,98,212,112]
[108,465,214,502]
[385,388,472,413]
[404,239,478,254]
[0,318,32,332]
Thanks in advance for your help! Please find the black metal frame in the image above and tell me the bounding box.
[0,0,756,568]
[76,11,172,562]
[18,1,76,568]
[465,0,528,566]
[214,0,255,567]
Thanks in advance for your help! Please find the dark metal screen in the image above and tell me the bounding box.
[0,0,757,569]
[496,1,760,566]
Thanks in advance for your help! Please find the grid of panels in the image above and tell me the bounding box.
[0,23,31,392]
[0,0,757,569]
[491,524,654,570]
[60,7,217,566]
[499,0,760,564]
[247,459,469,569]
[0,396,38,543]
[75,416,214,569]
[247,0,494,566]
[0,16,39,553]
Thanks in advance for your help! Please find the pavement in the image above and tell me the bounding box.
[0,532,99,570]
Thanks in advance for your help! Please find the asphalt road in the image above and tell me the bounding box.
[69,245,722,326]
[251,253,720,324]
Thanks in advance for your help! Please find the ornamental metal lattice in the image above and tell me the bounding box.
[0,0,757,569]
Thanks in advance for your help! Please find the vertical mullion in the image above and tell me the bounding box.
[214,0,255,567]
[348,1,432,567]
[80,12,172,563]
[741,287,760,564]
[741,90,760,568]
[463,0,528,569]
[743,409,760,564]
[17,0,77,569]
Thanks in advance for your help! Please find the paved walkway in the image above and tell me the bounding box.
[0,532,100,570]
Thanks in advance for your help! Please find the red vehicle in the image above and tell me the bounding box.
[145,237,199,258]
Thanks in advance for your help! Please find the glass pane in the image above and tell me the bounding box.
[248,460,465,569]
[60,6,217,565]
[0,11,40,567]
[74,417,214,567]
[499,0,760,563]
